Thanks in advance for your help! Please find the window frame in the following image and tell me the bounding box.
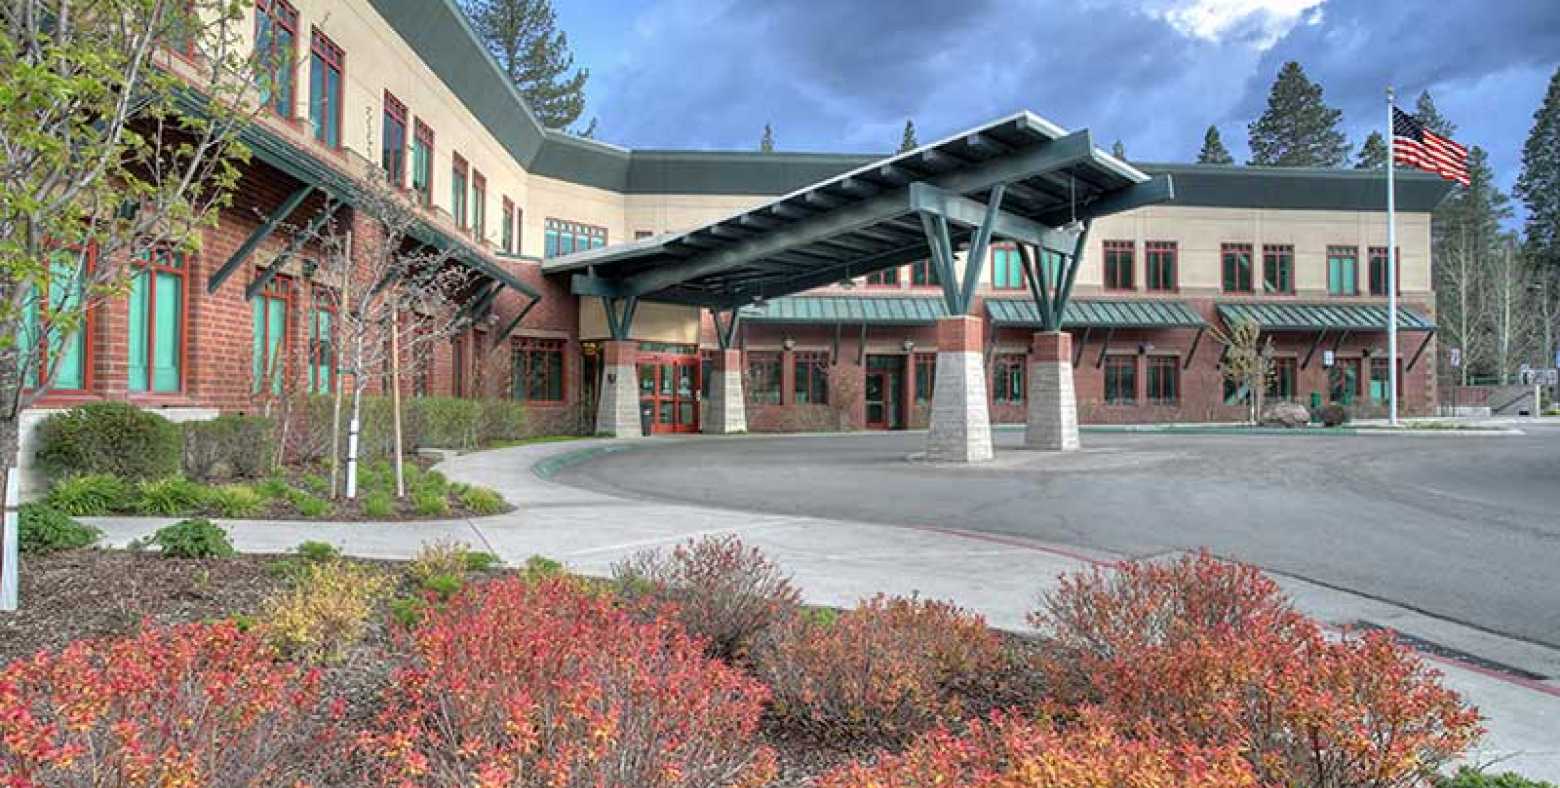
[306,286,336,395]
[411,119,434,206]
[745,351,782,405]
[991,353,1025,402]
[381,91,407,187]
[23,245,95,396]
[1262,244,1294,295]
[501,196,515,254]
[1103,354,1138,405]
[1102,240,1135,291]
[450,153,469,230]
[1145,240,1177,292]
[251,275,292,395]
[543,218,608,258]
[864,266,901,287]
[254,0,298,120]
[792,350,829,405]
[1268,356,1297,401]
[471,169,486,241]
[1221,242,1254,293]
[1145,355,1179,405]
[1368,246,1400,297]
[910,259,940,287]
[511,337,566,403]
[307,27,344,148]
[914,352,937,403]
[991,245,1026,290]
[1327,245,1359,296]
[1369,356,1403,402]
[127,246,189,396]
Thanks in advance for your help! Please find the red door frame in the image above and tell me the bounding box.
[638,351,701,433]
[864,369,890,429]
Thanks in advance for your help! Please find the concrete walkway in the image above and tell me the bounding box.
[87,436,1560,781]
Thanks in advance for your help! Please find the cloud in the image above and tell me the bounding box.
[1145,0,1325,48]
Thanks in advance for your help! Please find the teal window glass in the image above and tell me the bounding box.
[450,158,468,228]
[1263,245,1294,294]
[128,250,184,393]
[254,1,296,117]
[411,121,433,204]
[1327,246,1358,295]
[251,284,288,394]
[1222,243,1253,292]
[309,305,333,394]
[23,250,88,391]
[381,93,407,186]
[307,29,342,147]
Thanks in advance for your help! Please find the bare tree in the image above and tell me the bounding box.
[1211,317,1275,424]
[1485,237,1537,383]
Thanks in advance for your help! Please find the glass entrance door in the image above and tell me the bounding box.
[865,371,889,429]
[638,354,700,433]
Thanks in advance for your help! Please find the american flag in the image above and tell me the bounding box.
[1392,106,1469,186]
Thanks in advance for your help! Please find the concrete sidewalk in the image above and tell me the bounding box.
[87,436,1560,781]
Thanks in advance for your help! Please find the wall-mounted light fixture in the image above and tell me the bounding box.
[782,337,796,351]
[901,338,916,353]
[1138,342,1154,355]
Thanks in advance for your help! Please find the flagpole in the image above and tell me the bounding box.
[1386,86,1399,426]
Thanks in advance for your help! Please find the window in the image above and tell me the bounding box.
[1221,243,1253,293]
[451,334,466,398]
[700,350,716,399]
[992,354,1025,402]
[1268,357,1297,401]
[1263,244,1294,294]
[471,170,486,240]
[1104,355,1137,404]
[991,246,1024,289]
[1369,246,1398,296]
[450,154,468,229]
[1329,358,1361,404]
[864,267,900,287]
[412,120,433,206]
[1103,240,1134,290]
[381,92,407,187]
[254,0,297,118]
[307,28,342,147]
[21,249,91,392]
[128,248,185,394]
[543,218,607,257]
[1145,241,1177,291]
[412,333,431,397]
[1146,356,1178,404]
[1223,377,1248,405]
[746,352,781,404]
[501,197,515,253]
[1327,246,1358,295]
[307,292,334,394]
[251,278,289,394]
[1369,357,1401,402]
[512,337,564,402]
[634,230,654,240]
[910,259,940,287]
[793,351,829,404]
[914,353,936,403]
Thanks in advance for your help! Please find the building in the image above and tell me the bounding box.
[18,0,1453,488]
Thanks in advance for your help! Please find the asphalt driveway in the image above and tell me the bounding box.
[555,423,1560,649]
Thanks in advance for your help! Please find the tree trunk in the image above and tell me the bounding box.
[2,417,20,612]
[390,314,405,499]
[327,232,353,498]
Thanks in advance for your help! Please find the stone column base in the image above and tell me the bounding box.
[703,349,747,434]
[926,315,994,463]
[1026,331,1079,451]
[595,340,643,438]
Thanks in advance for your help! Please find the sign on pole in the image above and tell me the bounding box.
[1449,347,1461,368]
[1323,349,1335,368]
[2,468,19,612]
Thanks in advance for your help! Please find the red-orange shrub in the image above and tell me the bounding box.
[753,593,1005,742]
[1030,551,1483,786]
[612,534,801,661]
[0,621,326,786]
[816,708,1259,787]
[358,575,776,787]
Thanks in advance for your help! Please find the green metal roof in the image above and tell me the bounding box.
[740,296,948,325]
[985,298,1207,329]
[1216,302,1435,331]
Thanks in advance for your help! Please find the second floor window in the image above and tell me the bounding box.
[1145,241,1177,291]
[1103,240,1134,290]
[472,171,486,240]
[910,259,940,287]
[991,246,1024,289]
[543,218,606,257]
[450,154,468,229]
[1328,246,1358,295]
[128,248,186,394]
[1222,243,1254,293]
[501,197,515,253]
[1369,246,1398,296]
[864,267,899,287]
[307,28,343,147]
[412,120,433,205]
[254,0,297,118]
[1263,244,1294,294]
[382,92,407,187]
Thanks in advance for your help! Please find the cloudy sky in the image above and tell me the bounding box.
[554,0,1558,213]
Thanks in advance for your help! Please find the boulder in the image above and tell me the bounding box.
[1260,400,1310,428]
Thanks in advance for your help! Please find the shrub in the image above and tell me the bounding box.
[182,414,275,481]
[457,484,506,515]
[464,550,501,572]
[388,596,426,629]
[407,540,477,586]
[421,572,464,599]
[298,473,330,496]
[477,398,528,445]
[411,489,449,517]
[816,709,1258,788]
[0,621,326,785]
[255,475,291,499]
[359,576,776,787]
[294,540,341,562]
[523,554,561,579]
[43,473,130,515]
[409,396,481,450]
[18,504,102,554]
[261,559,390,663]
[752,593,1005,742]
[288,491,332,518]
[614,535,800,661]
[411,469,449,496]
[1030,551,1482,786]
[133,476,209,515]
[1317,402,1351,427]
[1437,767,1559,788]
[360,490,395,518]
[141,518,235,559]
[207,484,266,518]
[33,402,181,481]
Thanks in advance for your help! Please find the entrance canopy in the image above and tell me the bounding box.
[547,111,1173,310]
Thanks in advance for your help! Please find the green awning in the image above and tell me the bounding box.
[985,298,1206,329]
[740,295,947,325]
[1216,302,1435,331]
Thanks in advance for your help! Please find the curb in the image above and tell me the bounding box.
[530,443,642,480]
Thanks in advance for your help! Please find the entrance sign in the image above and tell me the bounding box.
[1449,347,1461,368]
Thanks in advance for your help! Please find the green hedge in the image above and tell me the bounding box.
[34,402,182,481]
[282,395,557,463]
[183,414,276,481]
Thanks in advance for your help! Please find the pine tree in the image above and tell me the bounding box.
[1414,90,1457,137]
[760,123,775,153]
[463,0,588,129]
[898,119,919,153]
[1111,139,1127,159]
[1247,61,1351,167]
[1197,125,1234,164]
[1354,131,1388,169]
[1515,66,1560,277]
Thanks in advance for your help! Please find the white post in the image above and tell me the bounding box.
[2,468,20,612]
[390,314,405,498]
[1386,86,1400,425]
